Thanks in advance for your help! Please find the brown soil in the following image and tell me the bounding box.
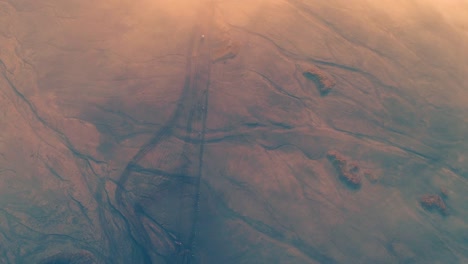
[363,170,378,183]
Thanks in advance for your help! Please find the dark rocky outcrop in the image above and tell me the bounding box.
[326,150,362,188]
[303,65,336,95]
[420,194,447,215]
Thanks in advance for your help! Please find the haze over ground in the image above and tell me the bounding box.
[0,0,467,263]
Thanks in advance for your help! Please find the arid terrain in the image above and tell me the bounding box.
[0,0,467,263]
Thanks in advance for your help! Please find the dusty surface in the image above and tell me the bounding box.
[0,0,467,263]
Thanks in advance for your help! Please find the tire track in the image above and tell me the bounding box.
[113,1,214,263]
[171,2,214,262]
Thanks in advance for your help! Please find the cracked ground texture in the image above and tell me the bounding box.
[0,0,467,263]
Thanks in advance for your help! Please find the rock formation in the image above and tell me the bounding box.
[420,194,447,215]
[326,150,362,188]
[302,65,336,95]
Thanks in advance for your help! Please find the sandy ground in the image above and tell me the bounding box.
[0,0,467,263]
